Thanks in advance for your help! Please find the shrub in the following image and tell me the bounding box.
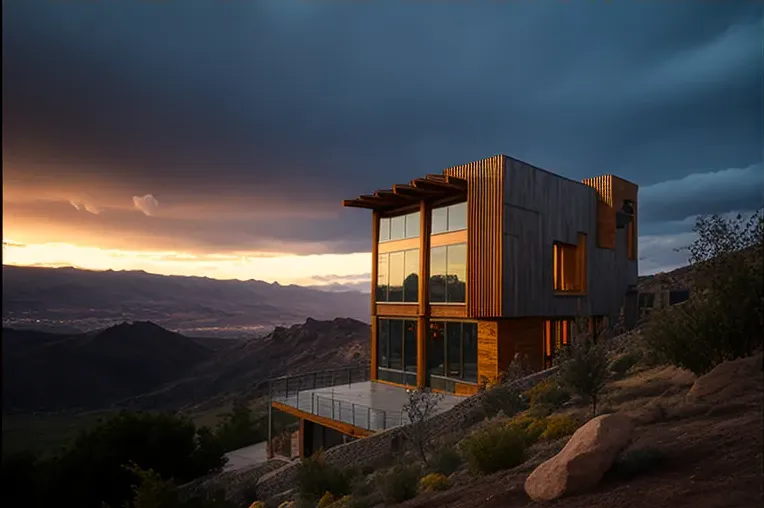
[524,378,571,409]
[539,415,579,441]
[295,450,352,502]
[376,463,421,504]
[429,446,463,476]
[481,386,528,419]
[608,447,668,480]
[317,491,336,508]
[505,414,546,445]
[460,425,527,475]
[609,351,641,376]
[419,472,452,492]
[643,211,763,375]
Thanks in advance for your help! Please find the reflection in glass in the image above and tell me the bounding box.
[404,321,417,376]
[429,246,447,303]
[446,243,467,303]
[405,212,420,238]
[446,322,462,378]
[379,217,391,242]
[403,249,419,302]
[388,251,404,302]
[448,202,467,231]
[376,253,388,302]
[390,215,406,241]
[431,207,448,235]
[462,322,478,382]
[377,319,390,369]
[389,319,403,370]
[427,321,445,376]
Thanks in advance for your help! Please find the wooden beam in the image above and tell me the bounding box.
[342,199,378,209]
[375,190,417,202]
[272,401,375,438]
[411,178,466,193]
[392,183,446,198]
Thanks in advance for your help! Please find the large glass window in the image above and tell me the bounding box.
[377,318,417,386]
[377,249,419,303]
[429,243,467,303]
[427,321,445,377]
[428,321,478,383]
[431,202,467,235]
[379,211,421,243]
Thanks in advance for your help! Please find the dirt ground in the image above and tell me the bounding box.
[398,365,763,508]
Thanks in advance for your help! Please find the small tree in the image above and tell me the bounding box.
[557,317,609,417]
[644,210,763,374]
[401,388,444,464]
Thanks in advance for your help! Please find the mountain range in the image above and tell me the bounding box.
[2,318,370,413]
[1,265,370,337]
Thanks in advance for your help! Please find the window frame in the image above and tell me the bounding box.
[430,201,468,236]
[429,243,467,304]
[379,211,421,243]
[428,320,478,384]
[377,248,420,303]
[552,233,587,294]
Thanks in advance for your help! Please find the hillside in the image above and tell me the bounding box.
[2,321,214,412]
[1,265,370,337]
[1,317,370,413]
[123,317,371,411]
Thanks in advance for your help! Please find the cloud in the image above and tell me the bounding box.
[132,194,159,216]
[69,200,101,215]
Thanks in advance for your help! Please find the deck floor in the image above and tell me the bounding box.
[272,381,464,432]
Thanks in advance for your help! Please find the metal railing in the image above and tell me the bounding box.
[268,363,406,432]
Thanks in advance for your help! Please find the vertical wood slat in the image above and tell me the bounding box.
[443,155,504,318]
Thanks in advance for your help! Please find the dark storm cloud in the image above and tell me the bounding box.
[3,1,762,263]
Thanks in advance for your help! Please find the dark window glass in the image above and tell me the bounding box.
[389,319,403,370]
[446,322,462,378]
[403,249,419,302]
[431,207,448,235]
[429,246,447,303]
[405,212,420,238]
[390,215,405,241]
[376,253,389,302]
[377,319,390,369]
[427,321,445,376]
[404,321,417,376]
[446,243,467,303]
[379,218,391,242]
[448,202,467,231]
[462,322,478,382]
[388,252,404,302]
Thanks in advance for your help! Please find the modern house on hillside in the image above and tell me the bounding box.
[269,154,638,458]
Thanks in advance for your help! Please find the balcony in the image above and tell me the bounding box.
[269,364,463,433]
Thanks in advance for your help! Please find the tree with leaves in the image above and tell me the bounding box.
[644,210,763,375]
[557,317,609,417]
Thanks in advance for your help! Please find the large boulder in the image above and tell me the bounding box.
[687,352,763,405]
[524,413,634,501]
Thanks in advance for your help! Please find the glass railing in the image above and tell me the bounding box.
[268,363,406,431]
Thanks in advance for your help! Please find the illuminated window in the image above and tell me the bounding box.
[377,249,419,303]
[553,233,587,293]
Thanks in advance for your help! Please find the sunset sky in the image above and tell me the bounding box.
[3,1,762,291]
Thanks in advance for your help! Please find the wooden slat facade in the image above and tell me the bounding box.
[444,155,505,318]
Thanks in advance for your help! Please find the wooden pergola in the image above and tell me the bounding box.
[342,173,467,210]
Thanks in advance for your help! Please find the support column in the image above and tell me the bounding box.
[370,210,380,381]
[417,200,431,388]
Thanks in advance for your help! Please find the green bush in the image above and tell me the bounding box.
[295,450,352,502]
[539,415,579,441]
[608,447,668,480]
[610,351,642,375]
[429,446,463,476]
[480,386,528,419]
[643,211,763,375]
[419,472,452,492]
[524,378,571,409]
[459,425,527,475]
[376,463,421,504]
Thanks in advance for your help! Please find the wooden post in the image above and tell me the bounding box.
[370,210,380,381]
[417,200,431,388]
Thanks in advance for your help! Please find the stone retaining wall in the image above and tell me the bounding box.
[255,367,558,500]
